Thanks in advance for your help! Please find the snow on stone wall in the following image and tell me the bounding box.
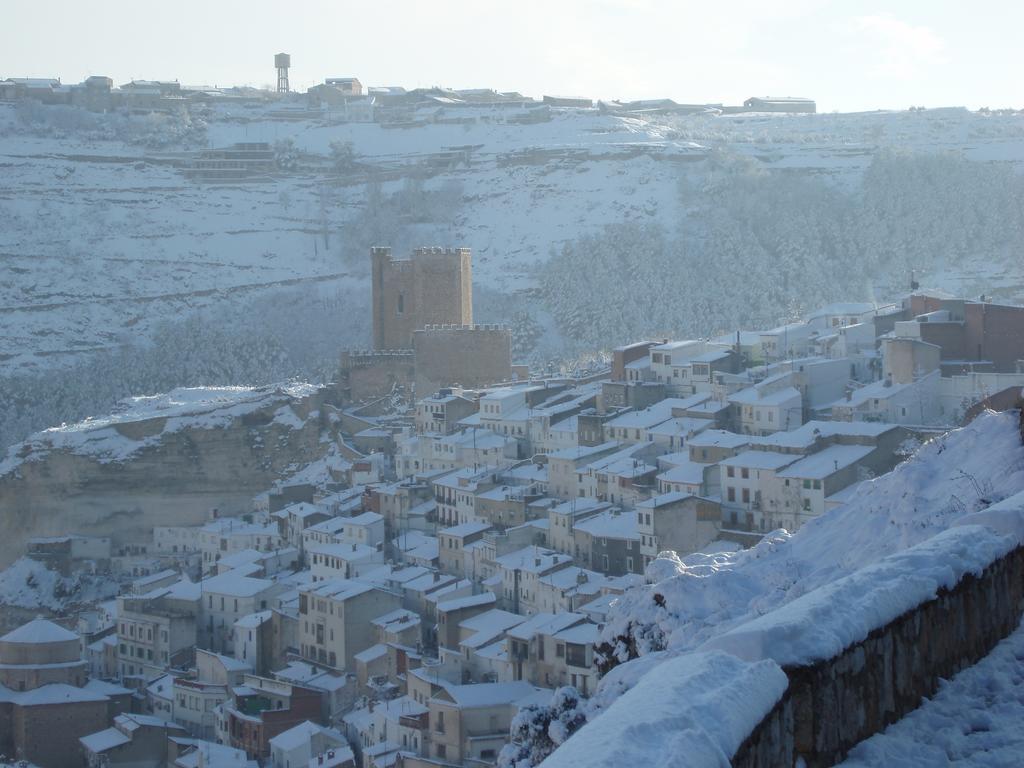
[540,651,788,768]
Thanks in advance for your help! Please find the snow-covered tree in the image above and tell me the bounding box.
[498,687,588,768]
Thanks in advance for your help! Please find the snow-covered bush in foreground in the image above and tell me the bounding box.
[499,687,587,768]
[591,411,1024,705]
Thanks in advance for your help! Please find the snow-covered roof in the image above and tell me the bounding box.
[494,547,572,573]
[729,385,801,406]
[546,440,620,461]
[435,680,540,708]
[234,610,273,629]
[81,727,131,754]
[0,617,78,644]
[553,622,601,645]
[437,592,496,613]
[459,609,525,648]
[306,578,375,602]
[269,720,324,751]
[574,509,640,541]
[507,611,586,640]
[201,571,275,598]
[371,608,421,630]
[346,511,384,526]
[719,450,798,471]
[776,444,874,480]
[688,430,750,449]
[439,521,492,538]
[657,461,706,487]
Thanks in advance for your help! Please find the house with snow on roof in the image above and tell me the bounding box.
[493,546,573,615]
[545,441,621,500]
[637,492,721,569]
[308,541,384,582]
[719,450,799,531]
[575,446,658,508]
[438,521,493,578]
[274,503,332,553]
[298,578,401,672]
[415,388,480,435]
[505,612,597,693]
[81,714,187,768]
[729,375,803,436]
[655,452,715,496]
[830,370,942,426]
[269,719,352,768]
[759,321,813,362]
[221,675,323,759]
[202,571,285,654]
[426,679,545,765]
[197,518,284,576]
[546,497,612,556]
[118,579,201,679]
[763,444,877,531]
[571,509,643,576]
[533,566,609,614]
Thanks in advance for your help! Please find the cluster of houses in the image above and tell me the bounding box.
[1,69,815,124]
[2,290,1022,768]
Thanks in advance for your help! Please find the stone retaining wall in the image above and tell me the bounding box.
[733,544,1024,767]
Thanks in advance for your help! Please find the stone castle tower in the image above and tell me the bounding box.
[371,246,473,349]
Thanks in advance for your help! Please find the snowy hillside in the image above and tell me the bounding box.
[586,410,1024,713]
[3,101,1024,447]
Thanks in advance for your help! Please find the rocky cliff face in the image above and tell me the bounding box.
[0,384,334,566]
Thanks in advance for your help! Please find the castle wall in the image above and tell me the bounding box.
[413,325,512,394]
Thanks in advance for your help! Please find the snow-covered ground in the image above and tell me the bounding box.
[0,556,119,612]
[3,103,1024,377]
[3,101,1024,449]
[840,617,1024,768]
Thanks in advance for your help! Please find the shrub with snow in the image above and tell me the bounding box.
[499,686,587,768]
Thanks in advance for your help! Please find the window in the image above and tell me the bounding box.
[741,468,749,480]
[726,466,735,478]
[727,487,736,502]
[397,293,404,314]
[556,643,565,658]
[602,555,609,571]
[742,488,750,504]
[627,556,634,572]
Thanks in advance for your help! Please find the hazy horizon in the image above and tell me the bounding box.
[1,0,1021,112]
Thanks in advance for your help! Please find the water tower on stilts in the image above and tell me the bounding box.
[275,53,291,93]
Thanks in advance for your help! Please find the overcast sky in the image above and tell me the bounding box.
[1,0,1019,112]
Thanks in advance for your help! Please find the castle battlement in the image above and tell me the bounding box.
[418,323,509,332]
[371,245,473,350]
